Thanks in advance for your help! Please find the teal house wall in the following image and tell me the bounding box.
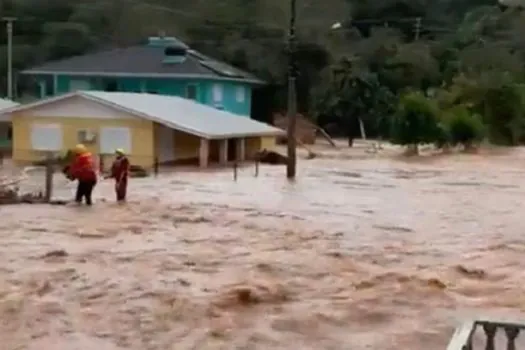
[36,75,253,117]
[22,36,262,118]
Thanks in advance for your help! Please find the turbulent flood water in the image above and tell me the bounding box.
[2,144,525,349]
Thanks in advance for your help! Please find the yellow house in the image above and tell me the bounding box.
[4,91,283,170]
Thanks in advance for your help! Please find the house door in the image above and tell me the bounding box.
[227,138,237,161]
[156,125,175,163]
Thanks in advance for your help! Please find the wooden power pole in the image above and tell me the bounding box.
[286,0,298,179]
[2,17,16,99]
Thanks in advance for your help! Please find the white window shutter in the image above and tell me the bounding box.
[235,86,245,102]
[212,84,223,103]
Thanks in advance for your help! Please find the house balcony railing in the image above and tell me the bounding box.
[447,318,525,350]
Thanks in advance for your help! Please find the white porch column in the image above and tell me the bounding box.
[219,139,228,165]
[199,138,209,168]
[235,138,245,162]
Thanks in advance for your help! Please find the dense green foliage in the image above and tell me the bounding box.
[390,92,441,149]
[2,0,525,146]
[443,106,485,147]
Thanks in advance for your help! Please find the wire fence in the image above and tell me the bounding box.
[0,148,269,203]
[6,148,157,173]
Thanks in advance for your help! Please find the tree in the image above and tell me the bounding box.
[390,91,441,154]
[2,0,525,148]
[442,106,485,149]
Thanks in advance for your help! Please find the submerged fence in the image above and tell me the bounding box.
[447,318,525,350]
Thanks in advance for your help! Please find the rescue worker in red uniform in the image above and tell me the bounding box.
[107,148,130,202]
[67,144,97,205]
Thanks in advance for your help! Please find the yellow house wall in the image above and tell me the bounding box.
[243,136,276,159]
[12,114,154,169]
[260,136,277,150]
[173,129,201,161]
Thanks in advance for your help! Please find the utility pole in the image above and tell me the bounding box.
[286,0,297,179]
[414,17,421,41]
[2,17,16,100]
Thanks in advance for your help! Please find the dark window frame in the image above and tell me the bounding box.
[185,84,198,100]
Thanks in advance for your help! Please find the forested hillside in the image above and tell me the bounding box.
[1,0,525,144]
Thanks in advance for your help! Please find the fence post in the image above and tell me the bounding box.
[254,158,259,177]
[154,157,159,177]
[99,154,104,175]
[44,152,54,202]
[233,161,238,181]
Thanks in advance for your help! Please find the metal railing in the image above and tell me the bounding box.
[447,319,525,350]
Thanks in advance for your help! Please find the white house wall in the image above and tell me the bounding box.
[21,96,137,120]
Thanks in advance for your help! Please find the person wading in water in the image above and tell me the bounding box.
[106,148,130,202]
[67,144,97,206]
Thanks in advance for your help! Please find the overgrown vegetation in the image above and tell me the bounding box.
[2,0,525,149]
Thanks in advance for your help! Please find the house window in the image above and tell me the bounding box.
[212,83,223,103]
[30,124,63,151]
[44,76,54,96]
[235,86,245,102]
[100,127,131,154]
[186,85,197,100]
[69,79,90,91]
[103,80,118,92]
[7,126,12,141]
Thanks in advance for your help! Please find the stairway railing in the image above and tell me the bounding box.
[447,318,525,350]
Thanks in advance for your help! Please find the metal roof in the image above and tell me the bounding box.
[0,98,19,121]
[0,98,18,110]
[6,91,284,139]
[21,45,265,85]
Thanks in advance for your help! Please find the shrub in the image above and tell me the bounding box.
[443,106,485,148]
[434,122,451,150]
[390,91,441,153]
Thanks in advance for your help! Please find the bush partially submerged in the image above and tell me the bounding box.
[390,91,442,154]
[443,106,485,148]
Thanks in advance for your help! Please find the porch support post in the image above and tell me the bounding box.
[199,138,209,168]
[235,138,245,161]
[219,139,228,165]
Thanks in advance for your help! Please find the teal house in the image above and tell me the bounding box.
[20,36,265,118]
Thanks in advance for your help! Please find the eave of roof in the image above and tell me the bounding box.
[4,91,283,139]
[20,70,266,85]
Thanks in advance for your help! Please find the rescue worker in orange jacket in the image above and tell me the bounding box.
[106,148,130,202]
[67,144,97,205]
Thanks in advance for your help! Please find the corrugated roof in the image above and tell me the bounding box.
[8,91,284,139]
[21,45,264,84]
[0,98,18,110]
[0,98,19,121]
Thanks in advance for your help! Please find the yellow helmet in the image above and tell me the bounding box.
[74,144,87,154]
[115,148,125,155]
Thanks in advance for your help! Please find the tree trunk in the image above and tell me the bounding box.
[464,142,477,153]
[441,143,452,154]
[358,118,366,140]
[405,144,418,156]
[347,120,354,147]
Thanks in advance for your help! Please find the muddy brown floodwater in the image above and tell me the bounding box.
[2,144,525,349]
